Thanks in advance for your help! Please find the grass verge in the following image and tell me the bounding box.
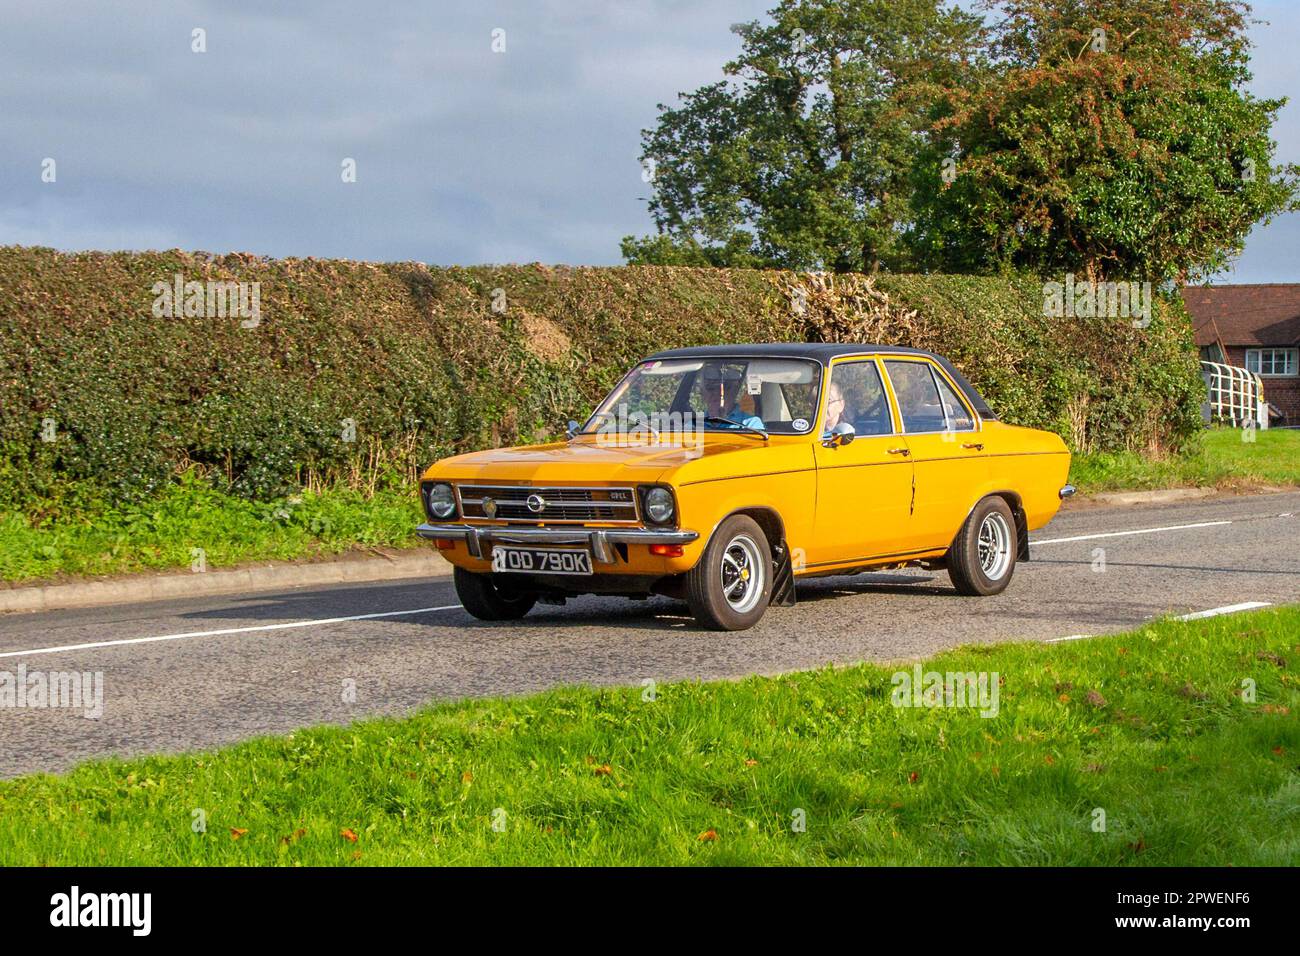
[1,607,1296,866]
[1070,427,1300,494]
[0,474,422,584]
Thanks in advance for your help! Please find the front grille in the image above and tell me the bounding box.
[457,485,639,523]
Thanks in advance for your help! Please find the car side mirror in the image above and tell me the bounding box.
[822,421,855,447]
[565,419,581,440]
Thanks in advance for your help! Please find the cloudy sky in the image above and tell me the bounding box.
[1,0,1296,280]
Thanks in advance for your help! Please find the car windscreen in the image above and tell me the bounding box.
[585,357,822,436]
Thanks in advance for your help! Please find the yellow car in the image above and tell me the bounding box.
[418,344,1073,630]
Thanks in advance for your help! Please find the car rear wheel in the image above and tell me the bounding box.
[684,515,773,631]
[453,567,537,621]
[947,496,1017,596]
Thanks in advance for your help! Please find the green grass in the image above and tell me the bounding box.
[2,607,1296,866]
[0,474,422,583]
[1070,426,1300,494]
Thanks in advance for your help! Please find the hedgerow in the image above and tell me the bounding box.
[0,246,1201,509]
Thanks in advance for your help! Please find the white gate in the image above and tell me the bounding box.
[1201,361,1268,429]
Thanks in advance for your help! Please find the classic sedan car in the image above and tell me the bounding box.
[417,344,1073,630]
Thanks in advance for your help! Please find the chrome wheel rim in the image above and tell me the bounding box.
[720,533,764,613]
[978,512,1012,581]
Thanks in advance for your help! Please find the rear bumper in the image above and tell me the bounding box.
[416,523,699,564]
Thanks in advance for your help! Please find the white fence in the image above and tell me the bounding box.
[1201,361,1268,429]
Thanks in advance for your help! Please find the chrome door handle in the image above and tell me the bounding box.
[887,447,910,456]
[962,443,984,450]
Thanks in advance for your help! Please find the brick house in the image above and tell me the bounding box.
[1181,284,1300,426]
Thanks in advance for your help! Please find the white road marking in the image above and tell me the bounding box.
[1031,520,1231,546]
[1046,602,1273,642]
[0,605,464,660]
[1174,601,1272,621]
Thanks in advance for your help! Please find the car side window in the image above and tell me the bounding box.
[826,361,892,435]
[933,372,976,431]
[884,360,947,433]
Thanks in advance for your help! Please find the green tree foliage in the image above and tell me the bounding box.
[627,0,1297,284]
[911,0,1299,282]
[623,0,985,272]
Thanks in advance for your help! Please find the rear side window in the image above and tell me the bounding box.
[884,360,946,433]
[933,373,976,431]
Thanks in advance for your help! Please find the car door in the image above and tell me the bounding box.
[808,358,915,569]
[881,358,989,552]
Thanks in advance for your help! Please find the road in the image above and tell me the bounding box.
[1,491,1297,778]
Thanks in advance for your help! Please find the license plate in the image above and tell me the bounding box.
[491,546,593,575]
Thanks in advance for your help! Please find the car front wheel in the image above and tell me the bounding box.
[947,496,1017,596]
[453,567,537,621]
[684,514,773,631]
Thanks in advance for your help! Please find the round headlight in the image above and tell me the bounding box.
[644,487,675,525]
[428,483,456,519]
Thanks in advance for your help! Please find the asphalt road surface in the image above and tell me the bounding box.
[2,491,1297,778]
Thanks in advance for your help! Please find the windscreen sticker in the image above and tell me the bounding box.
[792,417,810,432]
[746,373,763,395]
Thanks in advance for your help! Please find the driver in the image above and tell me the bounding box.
[823,381,854,430]
[701,365,765,430]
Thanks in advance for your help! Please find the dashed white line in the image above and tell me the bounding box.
[0,605,464,660]
[1174,601,1272,621]
[1047,601,1273,642]
[1031,520,1232,546]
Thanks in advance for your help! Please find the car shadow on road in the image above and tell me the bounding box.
[466,572,957,630]
[791,572,955,602]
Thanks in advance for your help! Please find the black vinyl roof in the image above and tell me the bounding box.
[644,343,997,420]
[648,342,938,362]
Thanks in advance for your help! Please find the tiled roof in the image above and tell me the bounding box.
[1181,284,1300,348]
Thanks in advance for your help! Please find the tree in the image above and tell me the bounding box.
[908,0,1299,283]
[623,0,986,272]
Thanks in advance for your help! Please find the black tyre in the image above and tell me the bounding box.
[684,515,773,631]
[947,496,1017,596]
[454,567,537,621]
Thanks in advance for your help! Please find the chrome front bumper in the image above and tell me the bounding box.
[416,523,699,564]
[1059,484,1076,499]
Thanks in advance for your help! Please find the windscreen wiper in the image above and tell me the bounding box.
[580,410,659,438]
[704,416,770,441]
